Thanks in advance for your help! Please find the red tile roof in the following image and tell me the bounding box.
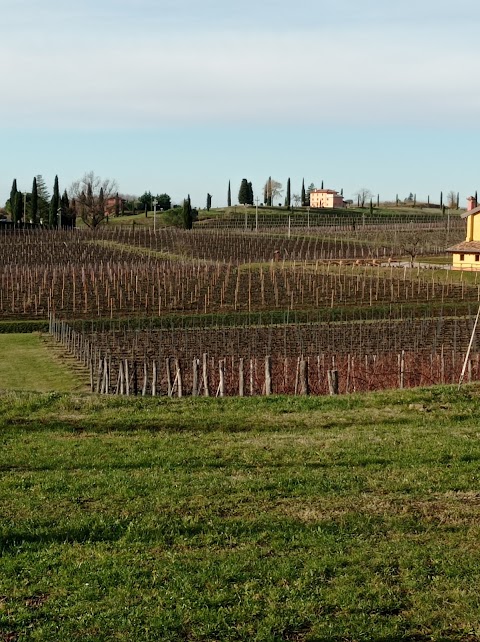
[446,241,480,253]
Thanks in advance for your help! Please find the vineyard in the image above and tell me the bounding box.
[1,218,477,396]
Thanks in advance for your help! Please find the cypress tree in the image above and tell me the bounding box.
[9,179,17,217]
[49,175,60,228]
[238,179,249,205]
[267,177,272,206]
[115,193,120,217]
[247,182,253,206]
[13,191,23,223]
[321,180,324,189]
[301,179,306,207]
[227,181,231,207]
[440,191,443,208]
[263,182,268,205]
[60,189,69,227]
[285,178,291,208]
[31,177,38,224]
[206,193,212,211]
[183,195,193,229]
[99,187,105,223]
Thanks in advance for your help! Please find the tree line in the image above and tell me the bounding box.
[6,175,76,228]
[3,172,174,229]
[225,177,319,209]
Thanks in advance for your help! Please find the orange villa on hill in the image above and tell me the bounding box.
[309,189,345,209]
[447,197,480,270]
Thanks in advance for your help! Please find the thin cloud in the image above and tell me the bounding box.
[2,26,480,129]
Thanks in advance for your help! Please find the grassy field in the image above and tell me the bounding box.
[2,386,480,640]
[0,334,87,393]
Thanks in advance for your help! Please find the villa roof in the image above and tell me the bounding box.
[446,241,480,254]
[461,205,480,218]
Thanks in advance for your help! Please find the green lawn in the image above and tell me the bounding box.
[1,387,480,640]
[0,334,86,393]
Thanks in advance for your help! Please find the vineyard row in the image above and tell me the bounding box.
[50,317,479,397]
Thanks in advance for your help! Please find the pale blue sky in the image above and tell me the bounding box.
[2,0,480,207]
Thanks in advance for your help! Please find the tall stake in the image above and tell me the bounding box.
[459,303,480,388]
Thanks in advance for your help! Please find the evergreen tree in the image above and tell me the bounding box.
[139,191,153,209]
[285,178,291,208]
[61,189,77,228]
[31,177,38,224]
[182,195,193,229]
[263,182,268,205]
[154,194,171,211]
[227,181,231,207]
[36,175,50,223]
[99,187,105,222]
[13,191,23,223]
[301,179,306,206]
[306,183,315,204]
[440,191,443,208]
[206,193,212,211]
[49,175,60,228]
[247,182,254,206]
[267,177,272,206]
[321,180,324,189]
[238,179,249,205]
[114,193,120,217]
[9,179,17,217]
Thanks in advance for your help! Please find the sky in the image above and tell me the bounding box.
[2,0,480,208]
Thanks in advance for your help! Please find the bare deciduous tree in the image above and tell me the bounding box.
[264,179,283,205]
[69,171,118,228]
[446,190,458,209]
[354,187,373,208]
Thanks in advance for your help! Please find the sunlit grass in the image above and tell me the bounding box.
[0,334,86,393]
[1,386,480,640]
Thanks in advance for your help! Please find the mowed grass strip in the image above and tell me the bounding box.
[0,334,86,393]
[1,387,480,640]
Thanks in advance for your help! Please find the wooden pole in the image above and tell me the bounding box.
[265,356,272,396]
[327,369,339,395]
[202,353,209,397]
[299,358,309,395]
[192,358,199,396]
[239,358,244,397]
[152,360,157,396]
[459,303,480,388]
[217,359,225,397]
[166,358,173,397]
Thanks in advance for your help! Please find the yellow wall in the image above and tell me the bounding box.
[452,253,480,270]
[472,215,480,240]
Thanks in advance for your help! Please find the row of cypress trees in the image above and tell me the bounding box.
[7,176,76,227]
[226,177,310,208]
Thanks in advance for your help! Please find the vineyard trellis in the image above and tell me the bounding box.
[49,314,480,397]
[3,224,479,398]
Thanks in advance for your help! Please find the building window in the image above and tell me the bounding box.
[476,255,479,262]
[460,254,465,261]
